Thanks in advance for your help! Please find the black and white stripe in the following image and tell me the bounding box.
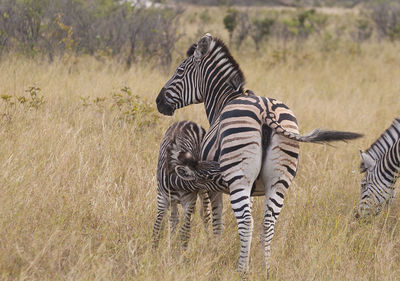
[156,33,362,271]
[358,118,400,217]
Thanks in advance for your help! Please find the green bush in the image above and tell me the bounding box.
[283,9,327,40]
[110,86,160,127]
[353,17,373,43]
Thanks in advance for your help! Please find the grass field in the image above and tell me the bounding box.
[1,21,400,280]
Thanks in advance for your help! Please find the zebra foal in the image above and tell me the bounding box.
[156,33,362,272]
[153,120,221,248]
[357,118,400,217]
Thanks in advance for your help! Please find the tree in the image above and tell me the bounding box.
[223,8,238,47]
[250,16,275,50]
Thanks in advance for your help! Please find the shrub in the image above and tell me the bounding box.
[352,17,373,43]
[0,85,46,122]
[110,86,160,127]
[24,86,45,109]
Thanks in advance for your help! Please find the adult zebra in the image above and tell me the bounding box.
[357,118,400,218]
[156,33,362,271]
[153,120,223,248]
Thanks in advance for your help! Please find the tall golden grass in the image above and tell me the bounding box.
[1,23,400,280]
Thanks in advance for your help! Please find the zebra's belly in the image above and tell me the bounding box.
[251,177,266,196]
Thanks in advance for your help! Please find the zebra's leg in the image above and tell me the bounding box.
[220,137,262,271]
[178,191,198,248]
[260,180,288,272]
[229,183,253,272]
[260,135,299,272]
[199,189,211,231]
[169,201,179,236]
[152,194,169,248]
[209,191,224,237]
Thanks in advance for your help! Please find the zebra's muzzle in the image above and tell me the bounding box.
[156,88,175,116]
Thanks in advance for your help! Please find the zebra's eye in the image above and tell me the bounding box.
[176,67,185,74]
[360,180,367,191]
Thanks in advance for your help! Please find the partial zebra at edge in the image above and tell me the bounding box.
[357,117,400,218]
[363,117,400,162]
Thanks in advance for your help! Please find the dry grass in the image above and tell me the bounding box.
[1,39,400,280]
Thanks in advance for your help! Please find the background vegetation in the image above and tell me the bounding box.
[1,0,400,68]
[0,0,399,280]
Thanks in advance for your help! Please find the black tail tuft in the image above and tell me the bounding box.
[301,129,363,143]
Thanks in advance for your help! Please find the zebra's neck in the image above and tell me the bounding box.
[378,139,400,184]
[204,86,243,124]
[199,39,245,125]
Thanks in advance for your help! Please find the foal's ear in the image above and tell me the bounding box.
[194,33,212,60]
[175,165,196,181]
[359,150,375,173]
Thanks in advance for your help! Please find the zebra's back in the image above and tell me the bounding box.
[200,95,300,196]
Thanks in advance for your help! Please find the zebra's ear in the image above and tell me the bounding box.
[359,150,375,173]
[186,44,197,57]
[175,165,196,181]
[194,33,212,60]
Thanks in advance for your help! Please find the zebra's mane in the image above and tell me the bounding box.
[213,38,245,90]
[365,118,400,161]
[187,37,246,92]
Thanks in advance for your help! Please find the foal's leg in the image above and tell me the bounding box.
[199,189,211,230]
[169,201,179,236]
[152,194,169,248]
[178,191,198,248]
[209,191,224,237]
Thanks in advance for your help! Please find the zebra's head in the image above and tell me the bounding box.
[156,34,211,116]
[156,33,245,116]
[357,150,393,218]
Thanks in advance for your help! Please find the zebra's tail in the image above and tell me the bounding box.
[261,99,363,143]
[290,128,363,143]
[265,118,363,143]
